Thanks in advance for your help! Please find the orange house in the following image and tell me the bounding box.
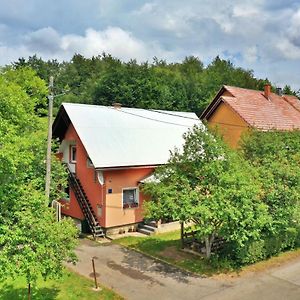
[52,103,202,236]
[201,84,300,148]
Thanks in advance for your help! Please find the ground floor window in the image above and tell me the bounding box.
[122,188,139,209]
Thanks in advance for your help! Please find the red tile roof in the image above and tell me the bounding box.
[202,85,300,131]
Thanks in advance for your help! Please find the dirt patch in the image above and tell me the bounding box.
[159,246,195,261]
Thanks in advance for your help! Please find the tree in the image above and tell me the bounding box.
[143,126,269,258]
[0,186,78,299]
[241,130,300,233]
[0,67,78,299]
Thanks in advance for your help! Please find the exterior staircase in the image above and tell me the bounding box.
[137,223,157,236]
[66,167,104,238]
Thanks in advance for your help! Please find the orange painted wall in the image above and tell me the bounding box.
[59,124,105,226]
[208,102,248,148]
[104,168,154,228]
[59,124,155,228]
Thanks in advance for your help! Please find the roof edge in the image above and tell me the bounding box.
[200,86,229,120]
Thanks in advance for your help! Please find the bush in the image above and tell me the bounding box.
[222,227,299,265]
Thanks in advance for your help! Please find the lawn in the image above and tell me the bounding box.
[114,230,300,277]
[113,230,232,276]
[0,269,123,300]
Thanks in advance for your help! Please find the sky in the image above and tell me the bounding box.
[1,0,300,89]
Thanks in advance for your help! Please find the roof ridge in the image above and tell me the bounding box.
[62,102,196,115]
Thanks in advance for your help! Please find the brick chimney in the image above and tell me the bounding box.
[264,84,271,99]
[112,102,122,109]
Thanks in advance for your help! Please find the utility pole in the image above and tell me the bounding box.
[45,76,54,202]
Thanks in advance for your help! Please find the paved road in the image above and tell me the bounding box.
[67,239,300,300]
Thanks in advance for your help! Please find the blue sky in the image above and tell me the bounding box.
[1,0,300,89]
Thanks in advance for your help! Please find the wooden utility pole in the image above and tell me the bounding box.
[92,257,99,290]
[45,76,54,202]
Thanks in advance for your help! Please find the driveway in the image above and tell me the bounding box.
[67,239,300,300]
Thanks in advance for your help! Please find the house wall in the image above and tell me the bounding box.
[59,124,105,227]
[207,102,248,148]
[104,167,154,228]
[59,123,155,231]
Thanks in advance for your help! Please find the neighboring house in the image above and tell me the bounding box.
[201,84,300,147]
[53,103,202,236]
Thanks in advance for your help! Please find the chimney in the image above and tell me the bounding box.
[112,102,122,109]
[264,84,271,99]
[276,87,283,96]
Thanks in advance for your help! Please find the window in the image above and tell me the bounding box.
[122,188,139,209]
[63,186,70,202]
[70,145,76,163]
[87,157,93,168]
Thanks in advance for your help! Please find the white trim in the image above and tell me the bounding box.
[97,171,104,185]
[51,200,62,222]
[122,187,139,209]
[70,145,77,163]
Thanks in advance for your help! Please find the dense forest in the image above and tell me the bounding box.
[11,54,299,115]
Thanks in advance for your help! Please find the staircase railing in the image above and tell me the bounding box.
[65,165,104,237]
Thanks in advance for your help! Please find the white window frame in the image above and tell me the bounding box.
[122,187,139,209]
[87,157,93,168]
[70,145,77,163]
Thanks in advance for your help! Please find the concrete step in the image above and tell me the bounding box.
[140,224,156,232]
[137,228,155,236]
[147,221,157,227]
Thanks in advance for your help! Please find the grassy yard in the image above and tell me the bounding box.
[113,230,233,276]
[0,269,123,300]
[114,230,300,277]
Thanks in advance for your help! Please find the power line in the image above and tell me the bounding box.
[208,120,248,128]
[148,109,200,121]
[110,107,198,128]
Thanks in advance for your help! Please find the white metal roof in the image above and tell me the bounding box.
[62,103,203,169]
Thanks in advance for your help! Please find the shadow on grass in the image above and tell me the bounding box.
[133,237,179,254]
[0,283,59,300]
[119,235,237,277]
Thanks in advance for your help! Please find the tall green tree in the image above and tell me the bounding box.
[0,67,78,299]
[143,126,269,258]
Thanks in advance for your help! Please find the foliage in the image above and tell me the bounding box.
[0,67,78,295]
[226,227,298,264]
[11,53,283,115]
[241,130,300,233]
[0,186,78,284]
[143,126,269,258]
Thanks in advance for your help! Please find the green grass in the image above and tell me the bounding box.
[113,230,233,276]
[114,231,300,277]
[0,269,123,300]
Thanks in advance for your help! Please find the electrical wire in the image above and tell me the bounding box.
[148,109,200,120]
[109,107,199,128]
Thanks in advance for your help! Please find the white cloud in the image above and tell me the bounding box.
[276,38,300,60]
[0,0,300,89]
[60,27,173,61]
[0,26,175,64]
[244,46,258,63]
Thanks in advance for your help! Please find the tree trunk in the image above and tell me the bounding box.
[28,283,31,300]
[205,234,215,259]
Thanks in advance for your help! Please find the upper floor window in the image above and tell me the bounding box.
[70,145,76,163]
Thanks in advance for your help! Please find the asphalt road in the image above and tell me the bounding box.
[67,239,300,300]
